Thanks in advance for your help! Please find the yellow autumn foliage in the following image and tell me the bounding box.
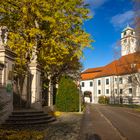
[0,0,93,78]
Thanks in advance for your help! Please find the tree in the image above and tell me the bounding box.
[0,0,93,98]
[134,0,140,47]
[56,75,79,112]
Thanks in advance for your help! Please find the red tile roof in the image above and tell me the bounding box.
[81,72,100,80]
[82,67,103,74]
[81,52,140,80]
[81,67,103,80]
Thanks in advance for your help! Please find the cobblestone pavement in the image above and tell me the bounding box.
[44,112,83,140]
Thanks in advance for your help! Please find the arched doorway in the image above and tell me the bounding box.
[84,91,92,103]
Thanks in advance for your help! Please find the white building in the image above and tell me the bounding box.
[80,25,140,104]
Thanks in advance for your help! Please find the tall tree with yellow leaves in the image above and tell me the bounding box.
[0,0,93,104]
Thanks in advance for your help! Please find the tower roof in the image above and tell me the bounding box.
[123,24,133,32]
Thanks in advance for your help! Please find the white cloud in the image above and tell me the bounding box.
[85,0,108,9]
[84,0,109,17]
[111,10,134,28]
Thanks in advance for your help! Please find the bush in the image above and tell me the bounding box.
[56,75,79,112]
[0,129,45,140]
[98,96,109,104]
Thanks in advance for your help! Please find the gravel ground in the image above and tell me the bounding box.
[44,112,83,140]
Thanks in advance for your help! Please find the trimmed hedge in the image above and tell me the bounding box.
[56,76,79,112]
[98,96,109,104]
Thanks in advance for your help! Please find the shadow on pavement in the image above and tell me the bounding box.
[86,133,102,140]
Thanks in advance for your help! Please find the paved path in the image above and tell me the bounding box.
[45,112,82,140]
[79,104,140,140]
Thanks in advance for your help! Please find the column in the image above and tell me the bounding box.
[29,46,42,110]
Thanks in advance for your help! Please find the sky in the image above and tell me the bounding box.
[81,0,134,70]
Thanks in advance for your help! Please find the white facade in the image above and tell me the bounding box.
[81,74,140,104]
[81,80,94,103]
[81,26,140,104]
[93,76,113,103]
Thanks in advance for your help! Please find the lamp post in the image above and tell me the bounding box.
[77,80,82,112]
[79,84,81,112]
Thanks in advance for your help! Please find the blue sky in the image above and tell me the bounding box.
[81,0,134,70]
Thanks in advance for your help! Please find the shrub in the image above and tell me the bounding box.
[98,96,109,104]
[56,75,79,112]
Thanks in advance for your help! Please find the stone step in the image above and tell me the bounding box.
[12,110,44,115]
[3,117,56,126]
[9,113,48,118]
[2,110,56,128]
[7,115,52,121]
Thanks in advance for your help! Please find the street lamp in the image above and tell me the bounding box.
[77,80,82,112]
[79,84,82,112]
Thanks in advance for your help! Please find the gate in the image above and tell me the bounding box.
[13,72,33,109]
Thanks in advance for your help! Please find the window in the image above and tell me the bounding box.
[124,31,126,36]
[98,90,101,94]
[131,39,134,43]
[106,79,109,85]
[120,89,123,94]
[115,89,117,94]
[115,78,117,82]
[90,81,93,87]
[124,39,127,43]
[128,76,132,83]
[131,31,134,35]
[119,77,123,84]
[98,80,101,86]
[106,89,109,94]
[129,88,132,94]
[82,82,84,87]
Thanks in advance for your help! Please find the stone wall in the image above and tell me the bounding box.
[0,86,13,124]
[0,46,16,124]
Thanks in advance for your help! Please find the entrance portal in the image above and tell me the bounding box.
[84,91,92,103]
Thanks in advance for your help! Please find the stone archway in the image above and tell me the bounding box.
[84,91,92,103]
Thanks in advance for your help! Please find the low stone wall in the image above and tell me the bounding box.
[0,86,13,124]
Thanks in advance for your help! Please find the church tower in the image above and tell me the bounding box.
[121,25,137,56]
